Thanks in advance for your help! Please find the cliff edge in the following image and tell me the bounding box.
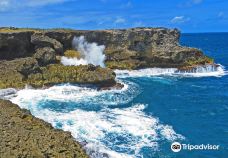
[0,27,213,69]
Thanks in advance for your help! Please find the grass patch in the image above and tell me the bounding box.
[64,50,81,58]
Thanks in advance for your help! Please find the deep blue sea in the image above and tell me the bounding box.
[11,33,228,158]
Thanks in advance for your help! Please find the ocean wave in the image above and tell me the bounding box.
[10,80,139,109]
[10,82,184,158]
[10,98,184,158]
[115,64,226,78]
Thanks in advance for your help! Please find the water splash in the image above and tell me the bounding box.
[10,82,184,158]
[115,64,226,78]
[61,36,106,67]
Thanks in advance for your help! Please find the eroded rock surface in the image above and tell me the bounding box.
[0,100,89,158]
[0,27,214,69]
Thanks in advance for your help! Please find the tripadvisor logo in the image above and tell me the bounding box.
[171,142,220,152]
[171,142,182,152]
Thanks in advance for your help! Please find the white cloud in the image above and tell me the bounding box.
[171,16,190,24]
[0,0,10,11]
[114,17,126,24]
[0,0,72,12]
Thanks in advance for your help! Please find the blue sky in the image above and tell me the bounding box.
[0,0,227,32]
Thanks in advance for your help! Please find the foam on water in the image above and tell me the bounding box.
[115,64,226,78]
[10,81,138,108]
[10,82,184,158]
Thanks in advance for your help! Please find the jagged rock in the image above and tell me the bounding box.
[31,33,63,54]
[0,57,40,89]
[3,57,39,76]
[0,60,116,89]
[43,27,212,69]
[0,99,89,158]
[0,27,214,69]
[34,47,56,66]
[0,31,34,60]
[27,64,116,88]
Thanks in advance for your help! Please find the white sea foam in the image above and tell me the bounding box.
[10,83,184,158]
[115,64,226,78]
[0,88,17,99]
[61,56,88,66]
[61,36,106,67]
[10,81,138,108]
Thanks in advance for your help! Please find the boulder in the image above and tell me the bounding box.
[34,47,56,66]
[31,33,63,54]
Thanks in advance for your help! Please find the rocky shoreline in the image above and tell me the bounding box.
[0,99,89,158]
[0,27,215,157]
[0,27,214,89]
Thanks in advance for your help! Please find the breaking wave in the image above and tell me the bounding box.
[115,64,226,78]
[10,81,184,158]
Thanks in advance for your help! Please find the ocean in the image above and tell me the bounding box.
[10,33,228,158]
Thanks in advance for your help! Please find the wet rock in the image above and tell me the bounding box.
[0,88,17,99]
[99,82,124,90]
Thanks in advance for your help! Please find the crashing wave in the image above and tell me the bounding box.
[115,64,226,78]
[10,82,184,158]
[0,88,17,99]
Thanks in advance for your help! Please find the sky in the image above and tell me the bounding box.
[0,0,227,32]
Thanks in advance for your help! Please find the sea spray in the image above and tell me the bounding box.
[61,36,106,67]
[115,64,226,78]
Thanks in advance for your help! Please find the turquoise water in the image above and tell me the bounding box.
[11,33,228,158]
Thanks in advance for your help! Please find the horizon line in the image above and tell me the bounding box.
[0,26,227,34]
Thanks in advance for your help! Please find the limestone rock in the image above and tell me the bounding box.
[0,99,89,158]
[27,64,116,88]
[31,33,63,54]
[0,31,34,60]
[34,47,56,66]
[0,57,39,89]
[0,27,214,69]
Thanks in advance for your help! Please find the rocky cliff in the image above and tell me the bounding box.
[0,27,213,68]
[0,27,213,89]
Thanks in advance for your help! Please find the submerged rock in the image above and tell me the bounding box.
[0,99,89,158]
